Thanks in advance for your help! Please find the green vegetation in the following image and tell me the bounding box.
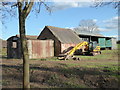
[42,73,87,88]
[78,49,118,60]
[30,45,119,78]
[31,44,119,61]
[2,44,119,88]
[118,44,120,49]
[0,48,7,57]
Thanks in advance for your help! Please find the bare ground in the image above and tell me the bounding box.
[1,50,120,88]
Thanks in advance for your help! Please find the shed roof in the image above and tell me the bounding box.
[74,30,104,37]
[7,35,38,41]
[45,26,83,44]
[16,35,38,40]
[79,32,103,37]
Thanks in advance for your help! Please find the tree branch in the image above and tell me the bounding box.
[37,2,43,13]
[25,0,28,6]
[18,2,22,11]
[11,3,18,8]
[93,0,120,9]
[23,0,34,18]
[39,0,52,13]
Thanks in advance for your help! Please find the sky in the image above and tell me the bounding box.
[1,1,119,40]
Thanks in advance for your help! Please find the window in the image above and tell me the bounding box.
[82,38,89,41]
[12,42,17,48]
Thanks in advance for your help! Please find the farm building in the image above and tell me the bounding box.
[7,35,38,58]
[75,30,117,50]
[7,26,117,59]
[7,35,54,59]
[37,26,83,56]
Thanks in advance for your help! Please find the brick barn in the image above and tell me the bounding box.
[37,26,83,56]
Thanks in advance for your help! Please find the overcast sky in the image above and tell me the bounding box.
[1,1,119,40]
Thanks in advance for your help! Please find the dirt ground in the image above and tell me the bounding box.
[1,50,120,88]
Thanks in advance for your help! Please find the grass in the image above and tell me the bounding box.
[2,48,7,55]
[30,45,119,77]
[2,44,120,88]
[118,44,120,49]
[79,50,118,60]
[45,73,87,88]
[0,48,7,59]
[31,44,119,61]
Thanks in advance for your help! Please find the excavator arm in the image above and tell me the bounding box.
[67,41,88,56]
[63,41,89,60]
[58,41,101,60]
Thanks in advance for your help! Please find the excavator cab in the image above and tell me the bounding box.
[88,41,101,55]
[89,41,98,51]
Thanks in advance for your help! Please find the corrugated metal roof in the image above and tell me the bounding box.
[79,32,104,37]
[46,26,83,44]
[16,35,38,40]
[74,30,104,37]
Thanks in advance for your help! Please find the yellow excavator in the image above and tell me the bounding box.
[58,41,101,60]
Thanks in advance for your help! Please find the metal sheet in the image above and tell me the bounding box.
[27,40,54,59]
[98,38,106,48]
[106,39,112,47]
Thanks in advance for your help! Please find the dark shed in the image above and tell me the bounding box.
[38,26,83,56]
[7,35,38,58]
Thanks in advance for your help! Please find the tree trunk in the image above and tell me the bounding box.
[18,3,30,88]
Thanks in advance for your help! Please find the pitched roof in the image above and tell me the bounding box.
[46,26,83,44]
[78,32,104,37]
[74,30,104,37]
[16,35,38,40]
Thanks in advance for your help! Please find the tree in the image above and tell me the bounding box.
[2,1,51,88]
[93,0,120,10]
[74,19,99,34]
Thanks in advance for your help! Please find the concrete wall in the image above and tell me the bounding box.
[27,40,54,59]
[38,28,61,56]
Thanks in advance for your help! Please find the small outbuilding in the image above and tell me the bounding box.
[7,35,38,58]
[37,26,83,56]
[7,35,54,59]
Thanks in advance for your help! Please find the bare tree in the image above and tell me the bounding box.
[1,0,51,88]
[93,0,120,10]
[74,19,99,34]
